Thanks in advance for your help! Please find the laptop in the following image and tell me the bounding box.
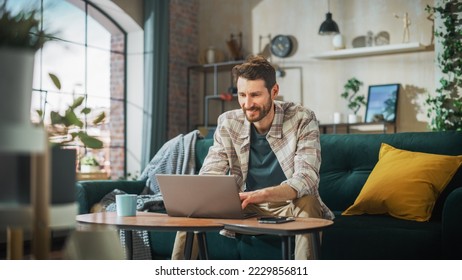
[155,174,256,219]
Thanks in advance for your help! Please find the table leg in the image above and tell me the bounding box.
[281,236,290,260]
[311,232,321,260]
[288,236,294,259]
[124,230,133,260]
[196,232,209,260]
[282,233,321,260]
[184,232,194,259]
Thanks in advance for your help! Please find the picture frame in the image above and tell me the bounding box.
[365,84,400,123]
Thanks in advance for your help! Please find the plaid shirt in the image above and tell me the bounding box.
[200,101,334,220]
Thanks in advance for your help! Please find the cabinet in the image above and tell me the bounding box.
[187,60,244,131]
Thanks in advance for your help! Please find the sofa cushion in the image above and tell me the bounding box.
[195,138,214,173]
[343,143,462,222]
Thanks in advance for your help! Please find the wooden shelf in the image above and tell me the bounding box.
[77,171,109,181]
[319,122,396,134]
[312,42,430,59]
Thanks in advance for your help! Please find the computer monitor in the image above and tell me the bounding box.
[365,84,400,123]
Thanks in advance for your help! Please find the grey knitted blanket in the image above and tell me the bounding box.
[139,129,200,195]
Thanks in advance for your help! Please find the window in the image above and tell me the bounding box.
[9,0,127,179]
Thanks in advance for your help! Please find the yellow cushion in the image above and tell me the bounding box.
[342,143,462,222]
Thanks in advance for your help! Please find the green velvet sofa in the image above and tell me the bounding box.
[76,131,462,260]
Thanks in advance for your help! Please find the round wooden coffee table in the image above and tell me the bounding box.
[76,211,224,260]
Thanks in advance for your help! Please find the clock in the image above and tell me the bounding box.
[270,35,294,58]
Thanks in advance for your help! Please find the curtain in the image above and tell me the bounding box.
[142,0,169,168]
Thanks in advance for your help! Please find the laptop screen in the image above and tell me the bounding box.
[365,84,400,123]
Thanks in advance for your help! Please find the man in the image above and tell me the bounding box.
[172,55,333,260]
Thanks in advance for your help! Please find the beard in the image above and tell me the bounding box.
[242,99,273,123]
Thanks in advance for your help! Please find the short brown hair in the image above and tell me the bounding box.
[232,55,276,93]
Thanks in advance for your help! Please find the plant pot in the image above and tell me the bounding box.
[348,114,361,124]
[0,47,46,153]
[0,47,35,125]
[51,146,77,204]
[81,165,100,173]
[1,146,76,205]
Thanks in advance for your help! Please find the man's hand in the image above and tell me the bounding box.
[239,184,297,209]
[239,190,268,209]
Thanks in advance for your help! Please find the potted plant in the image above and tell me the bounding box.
[39,73,106,202]
[341,77,366,123]
[1,1,105,150]
[424,1,462,131]
[0,1,52,134]
[0,0,105,202]
[80,154,101,173]
[39,74,106,185]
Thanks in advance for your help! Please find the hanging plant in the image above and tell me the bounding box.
[425,1,462,131]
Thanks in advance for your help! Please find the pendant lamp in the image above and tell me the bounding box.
[319,0,340,35]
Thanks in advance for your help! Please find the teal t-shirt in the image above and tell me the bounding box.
[246,124,287,191]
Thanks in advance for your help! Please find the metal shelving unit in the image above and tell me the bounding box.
[186,60,244,131]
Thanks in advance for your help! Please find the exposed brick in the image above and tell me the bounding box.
[109,34,126,179]
[168,0,199,138]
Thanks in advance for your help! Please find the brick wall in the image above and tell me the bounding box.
[110,34,126,179]
[168,0,199,138]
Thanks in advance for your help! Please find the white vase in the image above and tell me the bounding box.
[332,34,346,50]
[206,46,215,64]
[333,112,342,124]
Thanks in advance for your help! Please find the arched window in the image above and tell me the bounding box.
[8,0,127,179]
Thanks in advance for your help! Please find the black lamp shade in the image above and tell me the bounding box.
[319,12,340,35]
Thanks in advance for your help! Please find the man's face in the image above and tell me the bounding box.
[237,78,278,123]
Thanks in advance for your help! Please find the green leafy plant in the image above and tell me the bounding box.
[80,154,100,167]
[37,73,106,149]
[341,78,366,115]
[425,1,462,131]
[0,0,51,50]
